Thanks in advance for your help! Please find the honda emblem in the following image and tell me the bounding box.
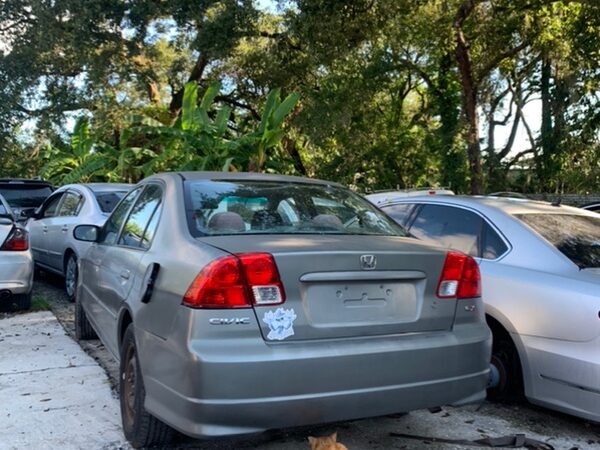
[360,254,377,270]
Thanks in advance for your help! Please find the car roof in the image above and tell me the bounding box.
[378,194,594,217]
[366,190,455,205]
[152,171,343,187]
[0,178,53,186]
[58,183,132,193]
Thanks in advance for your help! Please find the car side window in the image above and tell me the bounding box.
[381,203,415,227]
[482,222,508,259]
[41,194,64,218]
[409,204,483,257]
[99,187,142,246]
[118,185,162,250]
[58,192,83,216]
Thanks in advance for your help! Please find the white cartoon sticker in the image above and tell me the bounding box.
[262,307,297,341]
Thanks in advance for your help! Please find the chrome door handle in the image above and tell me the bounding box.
[61,226,68,232]
[42,226,48,232]
[120,270,130,280]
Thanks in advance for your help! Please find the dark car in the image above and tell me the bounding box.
[581,202,600,213]
[0,179,54,220]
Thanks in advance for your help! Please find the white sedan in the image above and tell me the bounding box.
[368,193,600,423]
[0,194,33,310]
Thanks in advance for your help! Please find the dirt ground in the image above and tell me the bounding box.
[29,272,600,450]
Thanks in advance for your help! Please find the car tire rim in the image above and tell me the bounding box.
[122,345,137,428]
[66,257,77,298]
[490,354,508,393]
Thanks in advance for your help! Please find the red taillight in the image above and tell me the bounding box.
[183,253,285,309]
[436,251,481,299]
[1,227,29,251]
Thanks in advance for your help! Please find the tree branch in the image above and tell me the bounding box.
[476,41,529,82]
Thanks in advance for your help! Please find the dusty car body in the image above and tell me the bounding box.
[0,194,33,310]
[73,172,491,448]
[27,183,131,300]
[368,193,600,423]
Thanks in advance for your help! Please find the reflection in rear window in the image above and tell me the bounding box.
[184,180,405,237]
[516,214,600,268]
[0,185,52,208]
[94,191,128,213]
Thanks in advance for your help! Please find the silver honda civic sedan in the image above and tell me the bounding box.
[73,172,491,448]
[27,183,131,300]
[0,194,33,310]
[368,194,600,423]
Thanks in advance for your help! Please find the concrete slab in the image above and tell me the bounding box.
[0,312,129,450]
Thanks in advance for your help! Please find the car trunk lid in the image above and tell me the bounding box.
[200,234,455,341]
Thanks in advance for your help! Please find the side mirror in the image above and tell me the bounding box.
[74,225,100,242]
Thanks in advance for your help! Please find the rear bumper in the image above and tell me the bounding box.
[138,306,491,438]
[0,251,33,295]
[521,333,600,422]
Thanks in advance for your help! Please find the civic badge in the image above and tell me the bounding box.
[360,254,377,270]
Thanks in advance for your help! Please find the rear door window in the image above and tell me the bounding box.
[41,194,64,219]
[381,203,415,227]
[58,191,83,216]
[118,185,162,249]
[482,223,508,259]
[409,204,483,257]
[99,187,142,245]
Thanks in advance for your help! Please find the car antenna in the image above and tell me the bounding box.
[551,197,562,207]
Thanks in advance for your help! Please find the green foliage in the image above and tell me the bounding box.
[1,0,600,194]
[38,83,299,184]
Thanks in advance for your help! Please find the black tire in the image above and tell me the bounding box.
[75,297,97,340]
[64,253,78,302]
[120,324,174,448]
[487,329,524,401]
[11,291,31,311]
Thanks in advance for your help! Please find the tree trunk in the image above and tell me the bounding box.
[169,54,208,117]
[539,52,554,191]
[454,0,483,194]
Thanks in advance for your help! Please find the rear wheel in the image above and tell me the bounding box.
[487,319,523,401]
[65,254,78,302]
[75,296,97,340]
[120,324,174,448]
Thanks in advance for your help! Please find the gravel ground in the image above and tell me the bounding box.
[28,272,600,450]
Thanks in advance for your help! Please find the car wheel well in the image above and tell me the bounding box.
[485,314,524,400]
[485,314,511,341]
[119,310,133,350]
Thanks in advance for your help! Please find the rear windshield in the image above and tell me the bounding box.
[185,180,406,237]
[0,185,53,208]
[94,191,128,213]
[516,213,600,268]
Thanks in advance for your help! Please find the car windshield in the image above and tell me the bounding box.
[516,213,600,268]
[185,180,406,237]
[0,185,53,208]
[93,191,129,213]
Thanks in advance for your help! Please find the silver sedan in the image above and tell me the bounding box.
[73,172,491,448]
[27,183,131,300]
[368,194,600,423]
[0,194,33,310]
